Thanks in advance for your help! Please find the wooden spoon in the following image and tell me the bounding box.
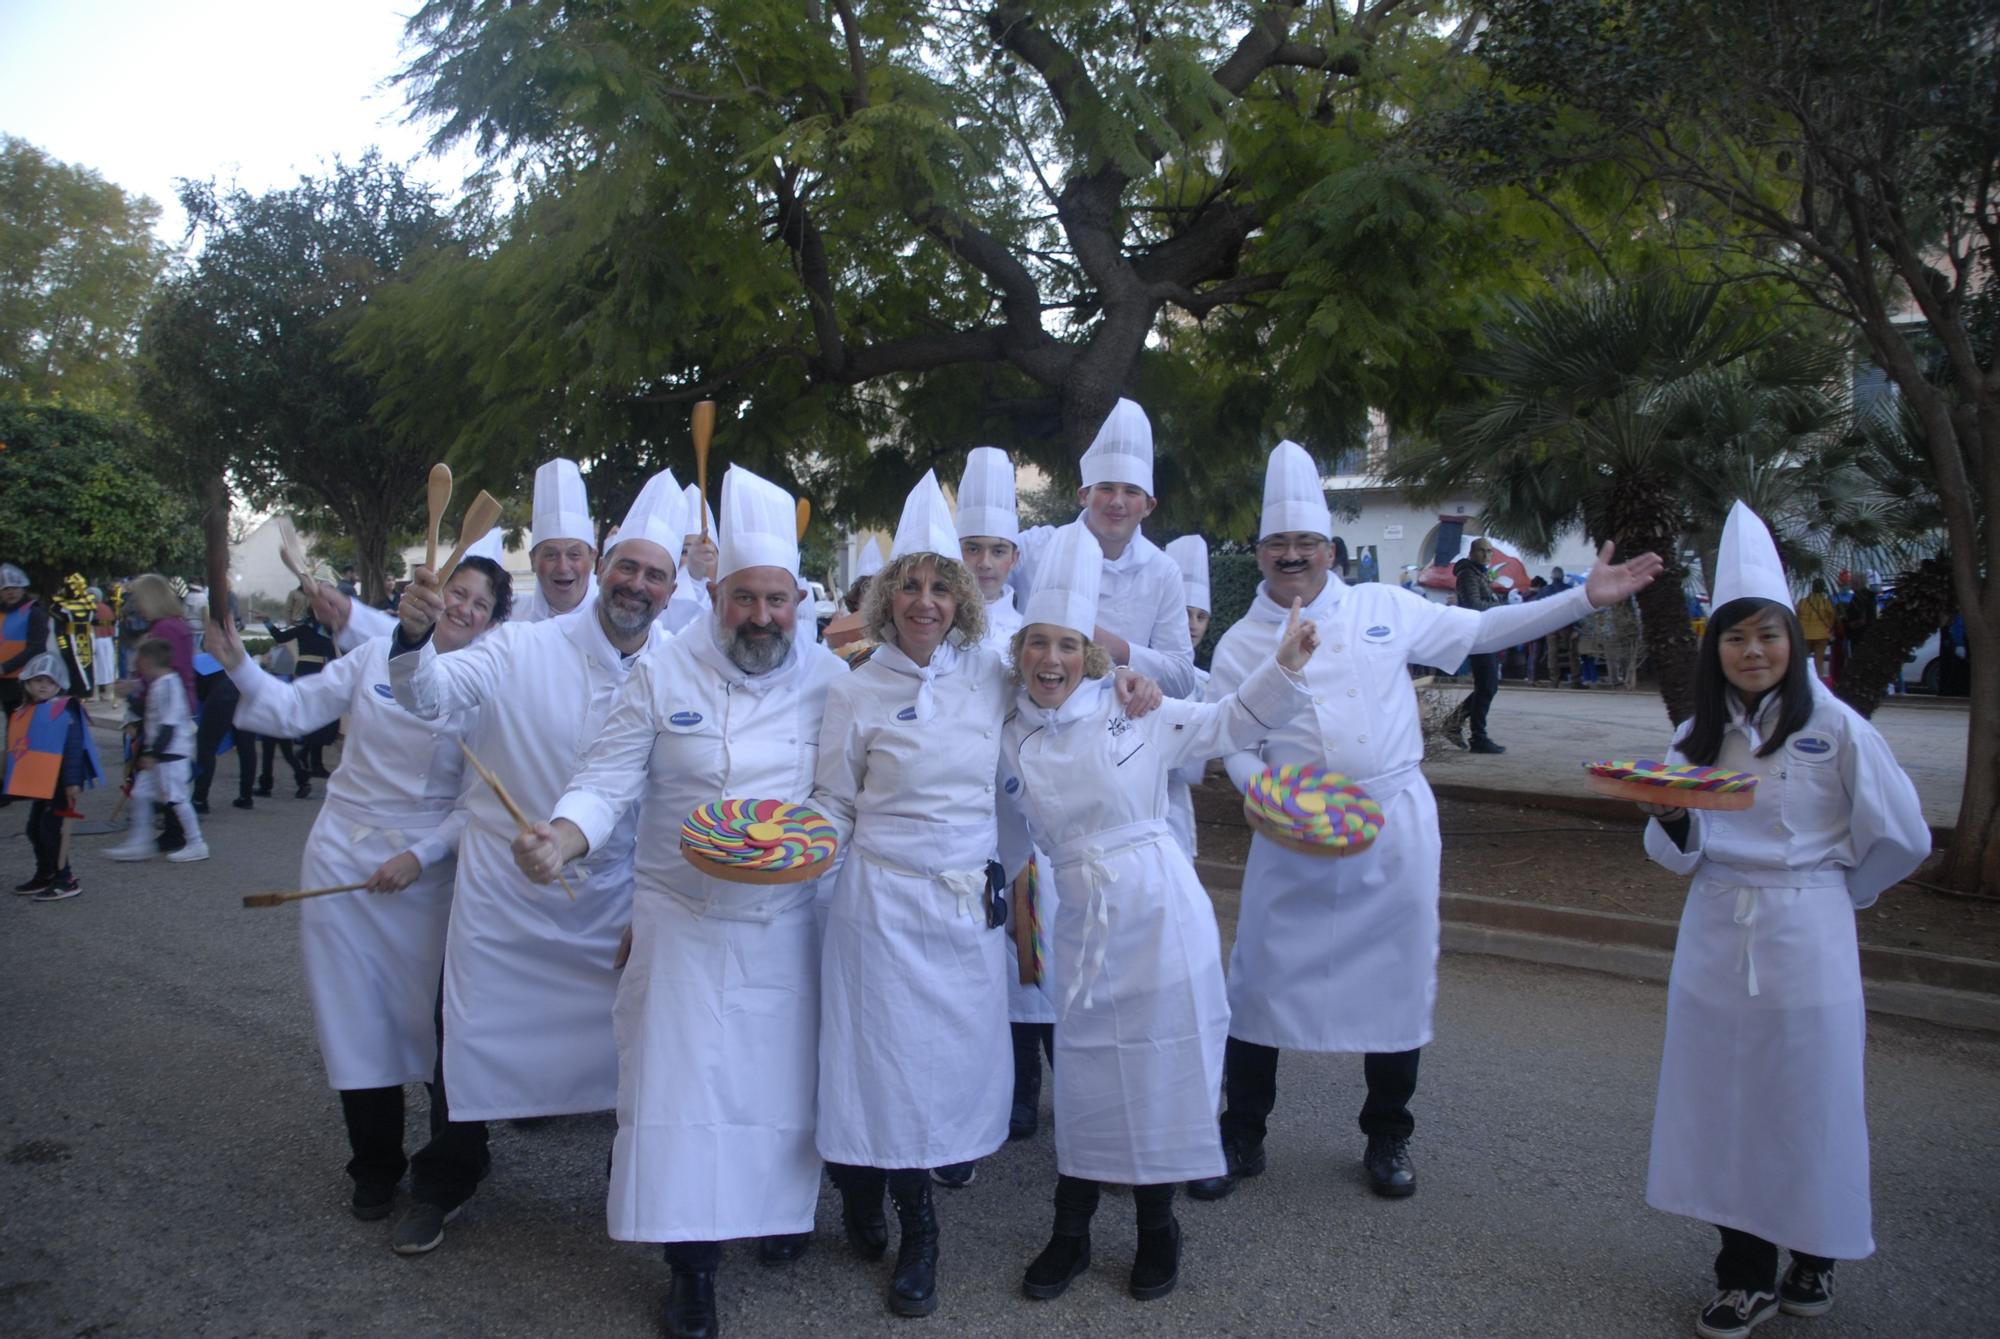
[692,400,715,541]
[425,463,454,570]
[436,490,505,585]
[796,497,811,543]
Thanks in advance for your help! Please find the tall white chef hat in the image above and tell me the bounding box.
[1165,533,1211,614]
[1079,398,1155,496]
[717,464,799,580]
[853,536,886,580]
[889,469,959,560]
[1709,500,1794,611]
[955,446,1020,544]
[679,483,716,545]
[605,468,686,563]
[530,458,596,552]
[461,527,506,565]
[1260,439,1332,540]
[1021,521,1102,638]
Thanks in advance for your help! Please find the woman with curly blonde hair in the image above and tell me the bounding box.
[812,474,1159,1320]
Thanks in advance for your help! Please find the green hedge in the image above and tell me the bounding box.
[1196,552,1263,668]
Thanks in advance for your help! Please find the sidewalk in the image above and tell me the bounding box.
[1422,681,1968,828]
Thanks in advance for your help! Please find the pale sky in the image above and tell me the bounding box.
[0,0,486,250]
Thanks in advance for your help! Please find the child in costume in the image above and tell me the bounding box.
[1639,503,1929,1339]
[6,653,103,900]
[104,638,209,864]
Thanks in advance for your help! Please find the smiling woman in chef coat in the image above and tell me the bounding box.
[810,470,1014,1320]
[995,521,1319,1306]
[1639,503,1929,1339]
[203,544,510,1226]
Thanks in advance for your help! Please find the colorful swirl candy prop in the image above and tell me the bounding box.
[680,799,840,884]
[1582,760,1759,811]
[1242,764,1385,858]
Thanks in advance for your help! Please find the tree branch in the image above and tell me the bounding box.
[830,0,870,112]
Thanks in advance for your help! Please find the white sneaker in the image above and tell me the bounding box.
[104,843,159,861]
[166,840,210,863]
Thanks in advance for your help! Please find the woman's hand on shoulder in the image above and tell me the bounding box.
[1113,668,1162,718]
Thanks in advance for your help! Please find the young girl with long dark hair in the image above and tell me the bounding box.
[1640,504,1929,1339]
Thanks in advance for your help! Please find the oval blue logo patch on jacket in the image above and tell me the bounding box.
[668,710,703,728]
[1363,625,1393,641]
[896,706,919,722]
[1004,776,1020,794]
[1790,734,1832,757]
[373,683,395,699]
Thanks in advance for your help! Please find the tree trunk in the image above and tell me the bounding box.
[1832,556,1953,718]
[351,512,393,608]
[1936,641,1999,896]
[1599,492,1697,723]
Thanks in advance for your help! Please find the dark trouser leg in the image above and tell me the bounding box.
[1011,1022,1051,1137]
[1714,1226,1781,1292]
[27,800,62,877]
[1466,653,1500,742]
[257,737,275,790]
[192,706,229,806]
[409,980,488,1210]
[663,1240,723,1271]
[1358,1048,1420,1139]
[339,1085,409,1190]
[1791,1249,1836,1272]
[232,729,258,801]
[1132,1182,1176,1230]
[1052,1175,1101,1235]
[1216,1036,1279,1148]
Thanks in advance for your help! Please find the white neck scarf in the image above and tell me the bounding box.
[686,615,796,695]
[1016,673,1111,734]
[872,637,960,722]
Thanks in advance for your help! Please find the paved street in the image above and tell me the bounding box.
[1425,684,1970,826]
[6,784,1999,1339]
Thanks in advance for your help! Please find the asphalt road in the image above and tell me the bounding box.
[5,785,1998,1338]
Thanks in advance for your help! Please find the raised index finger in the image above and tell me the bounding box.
[1286,596,1303,635]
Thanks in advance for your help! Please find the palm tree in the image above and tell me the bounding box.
[1386,277,1934,723]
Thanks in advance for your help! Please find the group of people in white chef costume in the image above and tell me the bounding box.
[226,383,1929,1339]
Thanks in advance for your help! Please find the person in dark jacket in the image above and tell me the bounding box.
[266,594,339,782]
[1447,539,1506,754]
[6,652,103,899]
[2,564,53,718]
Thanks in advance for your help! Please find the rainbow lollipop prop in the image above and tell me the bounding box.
[1582,760,1758,811]
[1243,764,1385,858]
[681,799,840,884]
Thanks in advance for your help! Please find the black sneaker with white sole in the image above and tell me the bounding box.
[1779,1261,1835,1317]
[390,1201,463,1255]
[1696,1286,1779,1339]
[33,875,81,902]
[932,1161,977,1189]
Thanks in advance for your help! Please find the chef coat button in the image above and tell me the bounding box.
[1358,734,1368,743]
[1347,688,1358,697]
[1771,823,1785,835]
[1313,696,1324,705]
[1330,644,1344,653]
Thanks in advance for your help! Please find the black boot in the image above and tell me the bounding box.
[1364,1134,1417,1197]
[887,1170,939,1317]
[832,1163,888,1260]
[1009,1023,1044,1140]
[663,1265,718,1339]
[1023,1176,1097,1300]
[1130,1218,1182,1301]
[756,1232,811,1264]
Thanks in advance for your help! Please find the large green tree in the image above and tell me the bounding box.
[0,136,170,409]
[0,402,200,587]
[358,0,1533,532]
[137,154,462,603]
[1433,0,1997,893]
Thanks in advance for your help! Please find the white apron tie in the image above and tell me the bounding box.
[1733,886,1761,998]
[862,851,988,920]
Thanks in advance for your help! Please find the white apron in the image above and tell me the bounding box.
[817,814,1011,1168]
[1647,863,1871,1258]
[298,798,456,1089]
[609,887,822,1241]
[1225,767,1440,1053]
[1048,819,1227,1184]
[442,820,630,1120]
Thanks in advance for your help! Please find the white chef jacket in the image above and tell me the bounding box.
[334,600,396,655]
[975,585,1050,1021]
[811,639,1013,1168]
[984,588,1024,645]
[1211,575,1598,1052]
[550,621,846,1243]
[998,657,1308,1183]
[658,580,711,637]
[1642,682,1927,1259]
[230,638,471,1090]
[520,571,599,624]
[390,603,658,1119]
[1165,666,1211,859]
[1017,517,1197,698]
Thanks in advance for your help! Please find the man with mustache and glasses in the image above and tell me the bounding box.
[513,465,845,1339]
[1186,441,1664,1207]
[1011,398,1198,701]
[381,471,681,1258]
